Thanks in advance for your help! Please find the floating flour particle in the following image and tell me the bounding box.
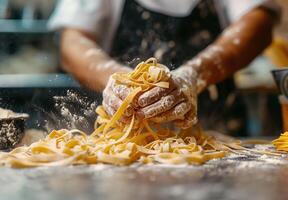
[51,90,97,132]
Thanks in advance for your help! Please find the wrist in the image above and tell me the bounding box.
[175,64,206,94]
[89,60,131,90]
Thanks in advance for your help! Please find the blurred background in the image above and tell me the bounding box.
[0,0,58,74]
[0,0,287,137]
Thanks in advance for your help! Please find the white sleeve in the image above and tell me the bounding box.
[224,0,281,22]
[48,0,109,36]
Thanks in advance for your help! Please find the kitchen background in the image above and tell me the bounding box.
[0,0,287,137]
[0,0,58,74]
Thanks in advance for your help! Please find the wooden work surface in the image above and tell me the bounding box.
[0,144,288,200]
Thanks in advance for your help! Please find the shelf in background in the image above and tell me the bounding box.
[0,19,51,33]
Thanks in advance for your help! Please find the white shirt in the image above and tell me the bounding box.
[48,0,274,52]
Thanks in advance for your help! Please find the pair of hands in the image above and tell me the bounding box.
[102,66,199,129]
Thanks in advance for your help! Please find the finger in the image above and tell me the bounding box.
[102,101,131,124]
[139,89,185,119]
[110,79,131,100]
[109,78,138,110]
[103,89,122,112]
[137,79,176,107]
[103,87,133,116]
[118,115,131,124]
[150,101,191,123]
[102,101,116,117]
[174,108,197,129]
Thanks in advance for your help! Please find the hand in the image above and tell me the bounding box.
[137,67,198,129]
[102,74,133,123]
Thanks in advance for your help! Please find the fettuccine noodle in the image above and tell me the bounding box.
[272,132,288,152]
[0,58,246,168]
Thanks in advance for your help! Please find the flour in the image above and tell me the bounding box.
[51,90,97,132]
[196,79,207,93]
[131,144,288,172]
[222,24,244,38]
[201,45,225,74]
[0,108,15,119]
[0,108,28,119]
[186,57,202,69]
[218,145,288,170]
[202,45,223,60]
[102,60,117,70]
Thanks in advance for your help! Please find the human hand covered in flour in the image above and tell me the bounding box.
[136,66,198,129]
[102,64,199,129]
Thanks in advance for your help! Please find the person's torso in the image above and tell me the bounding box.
[110,0,224,68]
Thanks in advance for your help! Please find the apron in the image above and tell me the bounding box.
[110,0,246,135]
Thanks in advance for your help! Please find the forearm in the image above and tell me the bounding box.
[61,28,130,91]
[182,7,276,92]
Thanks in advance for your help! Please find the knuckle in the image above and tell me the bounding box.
[103,103,114,116]
[108,94,116,105]
[174,102,189,116]
[139,90,153,101]
[138,87,168,107]
[156,86,166,94]
[114,84,125,95]
[138,97,149,107]
[146,108,157,118]
[161,95,175,108]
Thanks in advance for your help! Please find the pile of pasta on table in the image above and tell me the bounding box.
[0,58,283,168]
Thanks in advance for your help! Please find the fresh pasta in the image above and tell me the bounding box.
[0,58,246,168]
[272,132,288,152]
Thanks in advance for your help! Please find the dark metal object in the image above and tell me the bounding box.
[0,114,28,149]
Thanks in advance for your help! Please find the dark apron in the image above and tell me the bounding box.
[110,0,246,135]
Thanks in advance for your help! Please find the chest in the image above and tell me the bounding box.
[110,0,224,67]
